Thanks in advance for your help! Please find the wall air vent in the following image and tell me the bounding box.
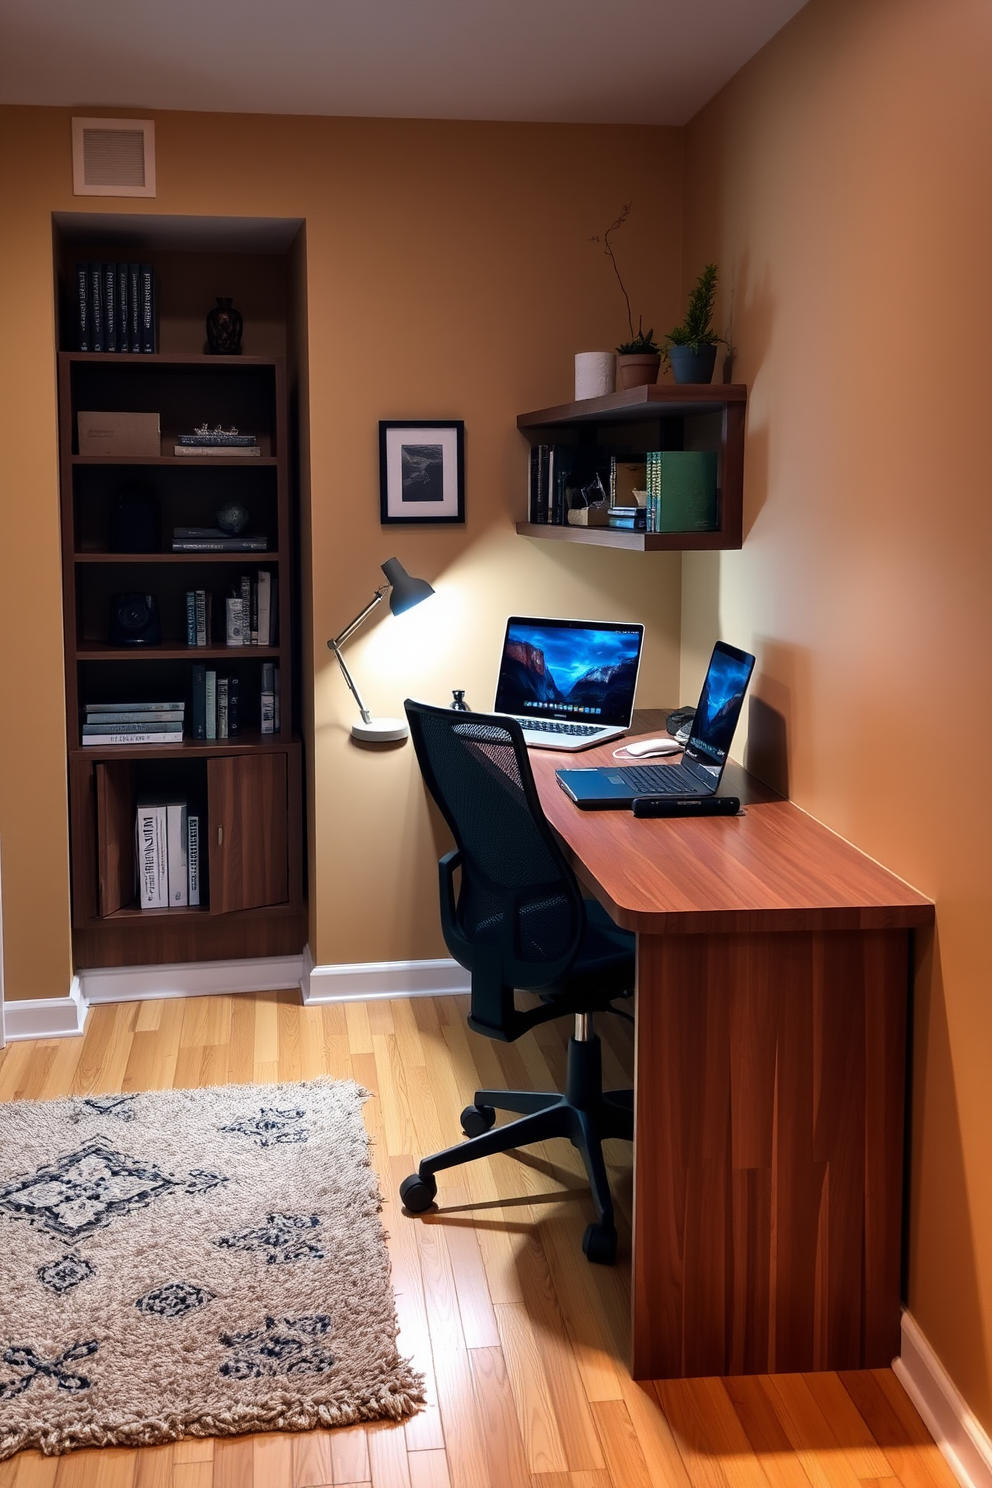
[71,118,156,198]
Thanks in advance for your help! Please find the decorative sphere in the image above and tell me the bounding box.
[215,501,250,535]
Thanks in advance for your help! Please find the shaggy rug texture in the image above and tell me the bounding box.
[0,1078,423,1459]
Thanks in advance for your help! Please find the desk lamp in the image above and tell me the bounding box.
[328,557,435,742]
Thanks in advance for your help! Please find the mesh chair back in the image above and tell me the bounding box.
[406,700,585,1004]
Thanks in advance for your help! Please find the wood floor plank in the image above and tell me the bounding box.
[801,1374,895,1481]
[345,1003,374,1057]
[493,1302,569,1476]
[434,1184,500,1350]
[365,1423,410,1488]
[837,1374,958,1488]
[209,1435,253,1488]
[277,991,304,1083]
[252,1430,294,1485]
[329,1427,370,1485]
[172,1463,212,1488]
[54,1446,137,1488]
[227,995,257,1085]
[4,1454,59,1488]
[468,1345,532,1488]
[406,1449,452,1488]
[0,1039,43,1100]
[292,1431,334,1487]
[174,1441,213,1464]
[372,1034,421,1156]
[722,1377,816,1488]
[132,1443,174,1487]
[590,1399,653,1488]
[656,1378,771,1488]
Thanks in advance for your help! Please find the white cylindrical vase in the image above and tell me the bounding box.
[574,351,615,401]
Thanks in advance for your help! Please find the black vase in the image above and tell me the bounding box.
[668,343,718,385]
[206,297,243,355]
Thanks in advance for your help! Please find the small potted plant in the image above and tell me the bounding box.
[663,263,724,384]
[594,205,661,390]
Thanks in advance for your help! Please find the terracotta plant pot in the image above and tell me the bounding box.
[616,353,661,390]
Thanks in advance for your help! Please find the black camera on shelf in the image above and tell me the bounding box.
[109,592,161,646]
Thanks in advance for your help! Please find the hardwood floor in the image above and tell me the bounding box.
[0,992,956,1488]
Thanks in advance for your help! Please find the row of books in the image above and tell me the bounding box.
[136,798,200,909]
[185,572,277,647]
[173,527,268,553]
[527,446,719,533]
[82,700,184,746]
[76,262,156,354]
[190,662,280,738]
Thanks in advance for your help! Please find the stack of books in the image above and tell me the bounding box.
[82,700,185,746]
[607,505,648,531]
[173,427,260,458]
[135,798,200,908]
[75,262,155,353]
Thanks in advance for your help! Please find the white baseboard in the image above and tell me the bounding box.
[303,955,469,1004]
[3,977,88,1041]
[895,1310,992,1488]
[79,953,307,1004]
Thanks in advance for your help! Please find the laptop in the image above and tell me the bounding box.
[555,640,755,806]
[493,615,645,751]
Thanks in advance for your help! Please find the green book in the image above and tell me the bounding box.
[658,451,719,532]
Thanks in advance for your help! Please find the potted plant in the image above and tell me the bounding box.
[594,205,661,390]
[663,263,724,384]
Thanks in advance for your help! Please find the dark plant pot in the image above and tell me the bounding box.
[668,343,718,384]
[206,297,243,355]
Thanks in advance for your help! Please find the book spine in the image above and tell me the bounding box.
[250,576,258,645]
[187,814,200,905]
[136,804,168,908]
[84,700,183,713]
[103,262,118,352]
[217,676,229,739]
[195,589,207,647]
[240,575,251,646]
[84,731,182,745]
[528,444,549,524]
[260,661,275,735]
[228,676,239,737]
[256,570,271,648]
[225,595,244,646]
[172,446,262,457]
[85,710,184,724]
[90,263,104,352]
[273,666,281,733]
[139,264,154,352]
[128,263,141,352]
[166,802,188,906]
[185,590,197,646]
[205,670,217,740]
[191,664,206,739]
[117,263,128,355]
[76,263,89,351]
[172,540,268,552]
[83,721,183,734]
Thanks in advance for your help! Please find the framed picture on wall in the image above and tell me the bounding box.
[379,421,465,525]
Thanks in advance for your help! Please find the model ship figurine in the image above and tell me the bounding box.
[177,425,257,447]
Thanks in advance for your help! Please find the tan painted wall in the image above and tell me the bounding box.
[0,106,684,997]
[681,0,992,1427]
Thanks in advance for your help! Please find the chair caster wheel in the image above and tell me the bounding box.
[461,1103,496,1138]
[582,1222,618,1265]
[399,1171,437,1213]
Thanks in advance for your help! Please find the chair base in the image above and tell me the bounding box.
[400,1031,634,1264]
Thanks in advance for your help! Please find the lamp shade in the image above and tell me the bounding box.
[381,557,435,616]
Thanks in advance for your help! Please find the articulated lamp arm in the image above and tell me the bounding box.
[327,586,388,730]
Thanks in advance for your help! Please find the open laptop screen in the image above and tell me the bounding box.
[494,617,644,728]
[682,640,756,781]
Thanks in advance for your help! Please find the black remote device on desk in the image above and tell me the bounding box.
[631,795,741,818]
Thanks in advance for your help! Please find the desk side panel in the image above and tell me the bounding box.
[631,927,907,1380]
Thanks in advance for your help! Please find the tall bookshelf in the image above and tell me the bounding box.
[58,351,305,968]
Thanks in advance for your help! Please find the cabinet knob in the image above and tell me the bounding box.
[217,826,223,846]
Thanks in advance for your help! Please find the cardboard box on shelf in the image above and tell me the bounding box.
[78,411,161,457]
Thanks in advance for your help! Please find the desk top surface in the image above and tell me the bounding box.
[529,711,934,935]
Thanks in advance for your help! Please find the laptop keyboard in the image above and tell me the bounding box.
[516,719,606,738]
[622,763,706,793]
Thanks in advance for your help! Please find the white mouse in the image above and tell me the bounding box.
[624,737,682,758]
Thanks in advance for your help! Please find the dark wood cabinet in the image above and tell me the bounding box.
[515,382,747,551]
[58,352,306,969]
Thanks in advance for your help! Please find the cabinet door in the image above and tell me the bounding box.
[207,754,288,914]
[95,761,136,916]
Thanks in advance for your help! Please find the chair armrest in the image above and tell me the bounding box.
[438,849,462,946]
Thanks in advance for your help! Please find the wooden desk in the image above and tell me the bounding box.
[529,713,934,1380]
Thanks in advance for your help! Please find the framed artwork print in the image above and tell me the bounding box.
[379,420,465,525]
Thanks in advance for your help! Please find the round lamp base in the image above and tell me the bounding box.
[351,716,409,743]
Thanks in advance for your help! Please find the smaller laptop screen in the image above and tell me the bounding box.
[683,641,755,778]
[495,617,644,728]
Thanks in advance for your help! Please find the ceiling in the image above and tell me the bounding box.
[1,0,808,127]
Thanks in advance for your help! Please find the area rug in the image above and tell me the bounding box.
[0,1078,423,1459]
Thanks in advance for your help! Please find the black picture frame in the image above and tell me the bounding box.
[379,420,465,525]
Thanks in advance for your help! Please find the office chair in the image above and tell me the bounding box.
[398,699,635,1264]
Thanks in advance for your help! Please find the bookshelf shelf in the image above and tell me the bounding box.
[517,382,746,550]
[58,348,305,969]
